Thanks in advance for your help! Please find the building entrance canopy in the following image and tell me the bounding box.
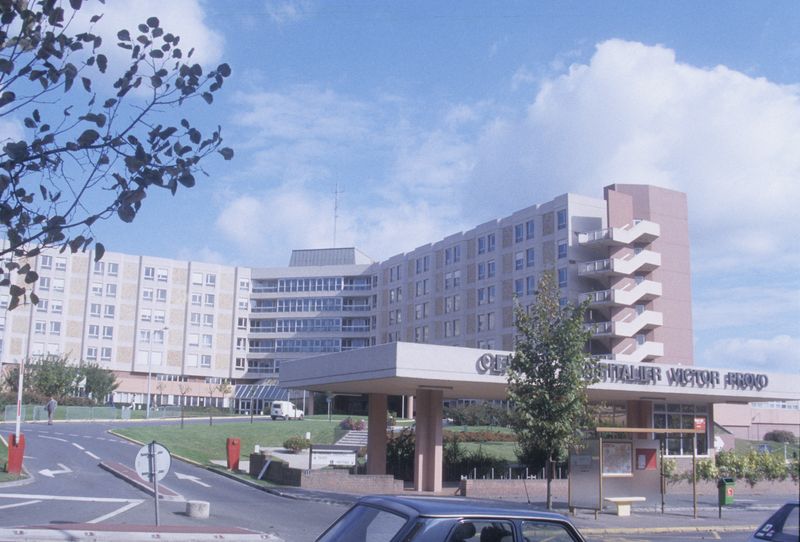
[279,342,800,404]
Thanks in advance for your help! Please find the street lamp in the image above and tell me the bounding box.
[146,327,167,419]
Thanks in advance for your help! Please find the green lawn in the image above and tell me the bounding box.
[113,419,340,465]
[459,441,519,463]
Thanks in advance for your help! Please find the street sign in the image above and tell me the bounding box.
[135,442,171,482]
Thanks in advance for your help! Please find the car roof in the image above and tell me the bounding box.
[356,495,573,522]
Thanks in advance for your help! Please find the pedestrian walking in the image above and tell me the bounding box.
[46,396,57,425]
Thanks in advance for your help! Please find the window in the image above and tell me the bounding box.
[51,300,62,314]
[205,273,216,286]
[144,266,155,280]
[515,278,524,296]
[237,317,247,330]
[654,403,709,456]
[156,289,167,302]
[521,520,576,541]
[557,240,568,259]
[477,312,495,332]
[558,267,568,288]
[49,321,61,335]
[478,236,486,254]
[414,279,429,297]
[204,293,215,307]
[526,247,536,267]
[200,354,211,368]
[55,257,66,271]
[487,232,495,252]
[515,251,524,271]
[487,260,495,278]
[190,312,201,326]
[238,298,249,311]
[38,277,50,291]
[107,262,119,276]
[515,223,524,243]
[444,319,461,338]
[202,334,213,347]
[94,261,104,274]
[414,325,429,343]
[157,268,168,282]
[444,294,460,313]
[153,310,165,323]
[203,314,214,327]
[37,299,49,312]
[192,272,203,285]
[90,303,101,317]
[104,305,115,318]
[140,309,151,322]
[53,278,64,292]
[239,279,250,291]
[188,334,199,347]
[527,276,536,295]
[444,245,461,265]
[235,357,246,370]
[526,219,535,239]
[40,255,53,269]
[478,262,485,280]
[91,282,103,296]
[557,208,567,230]
[444,270,461,290]
[102,325,113,339]
[191,293,202,306]
[142,288,153,301]
[236,337,247,351]
[100,347,112,361]
[139,330,151,343]
[106,283,117,297]
[88,324,99,338]
[414,302,428,320]
[153,329,165,344]
[86,346,97,361]
[34,320,46,334]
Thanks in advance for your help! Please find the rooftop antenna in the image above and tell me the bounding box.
[333,182,344,248]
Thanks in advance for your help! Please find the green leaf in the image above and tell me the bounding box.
[217,63,231,77]
[218,147,234,160]
[147,16,159,28]
[117,29,131,41]
[94,243,105,262]
[77,129,100,147]
[96,54,108,73]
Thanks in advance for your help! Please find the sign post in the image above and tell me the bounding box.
[135,441,171,526]
[6,359,26,475]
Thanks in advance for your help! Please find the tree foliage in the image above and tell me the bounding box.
[506,270,595,509]
[4,355,78,398]
[79,360,118,403]
[0,0,233,309]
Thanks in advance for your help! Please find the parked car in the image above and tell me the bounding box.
[270,401,304,420]
[315,495,586,542]
[749,502,799,542]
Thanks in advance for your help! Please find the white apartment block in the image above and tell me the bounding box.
[0,184,692,410]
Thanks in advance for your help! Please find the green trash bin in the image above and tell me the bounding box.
[717,478,735,505]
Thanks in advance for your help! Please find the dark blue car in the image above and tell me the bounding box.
[315,495,586,542]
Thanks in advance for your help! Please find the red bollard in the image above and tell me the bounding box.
[226,437,241,471]
[6,433,25,475]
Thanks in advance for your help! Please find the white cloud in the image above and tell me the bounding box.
[0,118,25,144]
[176,246,227,265]
[265,0,313,24]
[463,39,800,273]
[700,335,800,373]
[511,66,536,91]
[82,0,224,68]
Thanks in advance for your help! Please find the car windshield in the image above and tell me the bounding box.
[316,504,408,542]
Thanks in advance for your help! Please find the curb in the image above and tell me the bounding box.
[580,524,759,535]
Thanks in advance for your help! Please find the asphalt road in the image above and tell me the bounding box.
[0,420,344,541]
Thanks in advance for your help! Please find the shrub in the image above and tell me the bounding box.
[763,430,797,444]
[386,427,415,480]
[444,403,511,427]
[282,435,310,453]
[339,417,366,431]
[446,430,516,443]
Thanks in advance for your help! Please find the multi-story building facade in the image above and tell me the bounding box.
[0,184,693,411]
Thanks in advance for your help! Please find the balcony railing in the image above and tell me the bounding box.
[577,220,660,246]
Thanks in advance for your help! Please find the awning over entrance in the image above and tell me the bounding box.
[234,383,289,402]
[279,342,800,404]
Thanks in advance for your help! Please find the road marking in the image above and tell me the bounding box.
[175,472,211,487]
[40,435,68,443]
[87,500,143,524]
[0,500,41,510]
[72,442,85,451]
[85,451,101,460]
[0,493,144,504]
[38,463,72,478]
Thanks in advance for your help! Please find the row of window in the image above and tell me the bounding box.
[93,261,120,276]
[248,318,371,333]
[251,298,372,313]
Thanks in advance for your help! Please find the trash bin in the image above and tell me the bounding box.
[226,437,241,470]
[717,478,735,505]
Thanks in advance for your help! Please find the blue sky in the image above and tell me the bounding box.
[7,1,800,373]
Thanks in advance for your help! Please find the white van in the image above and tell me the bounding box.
[271,401,304,420]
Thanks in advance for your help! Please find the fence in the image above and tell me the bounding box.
[3,404,122,422]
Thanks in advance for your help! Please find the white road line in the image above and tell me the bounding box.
[87,500,143,524]
[0,500,41,510]
[40,435,68,443]
[85,451,100,460]
[0,493,144,504]
[72,442,85,451]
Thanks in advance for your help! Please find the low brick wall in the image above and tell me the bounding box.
[301,469,405,493]
[665,479,799,495]
[459,479,568,500]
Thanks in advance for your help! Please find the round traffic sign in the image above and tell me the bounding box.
[135,442,171,482]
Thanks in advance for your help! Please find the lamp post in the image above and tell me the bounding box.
[146,327,167,419]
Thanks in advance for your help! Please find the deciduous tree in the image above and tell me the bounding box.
[1,0,233,308]
[507,271,595,509]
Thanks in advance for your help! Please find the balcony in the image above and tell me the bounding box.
[585,321,613,336]
[578,250,661,277]
[577,220,660,246]
[612,310,663,337]
[613,341,665,362]
[580,280,662,307]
